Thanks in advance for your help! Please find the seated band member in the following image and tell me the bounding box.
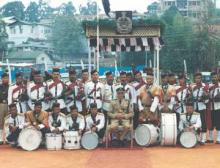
[107,87,134,146]
[85,103,105,143]
[179,101,202,133]
[5,104,25,146]
[26,101,49,137]
[66,105,85,135]
[48,103,66,134]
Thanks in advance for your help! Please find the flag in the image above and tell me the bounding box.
[102,0,110,17]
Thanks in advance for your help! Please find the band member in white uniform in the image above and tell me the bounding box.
[48,103,66,134]
[4,104,25,147]
[191,72,209,144]
[84,70,104,111]
[66,105,85,135]
[85,103,105,144]
[46,68,67,114]
[208,71,220,144]
[27,70,50,111]
[65,69,85,113]
[8,72,28,113]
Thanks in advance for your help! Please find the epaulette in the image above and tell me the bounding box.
[17,113,25,117]
[97,112,104,116]
[193,112,200,115]
[4,114,10,121]
[59,112,66,117]
[66,114,71,118]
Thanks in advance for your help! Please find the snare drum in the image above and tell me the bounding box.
[81,131,98,150]
[18,126,42,151]
[160,113,177,146]
[63,131,81,150]
[180,130,198,148]
[46,133,62,150]
[135,124,160,146]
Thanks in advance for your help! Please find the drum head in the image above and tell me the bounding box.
[18,128,42,151]
[81,132,98,150]
[180,131,197,148]
[135,125,151,146]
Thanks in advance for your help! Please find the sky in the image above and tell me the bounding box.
[0,0,219,13]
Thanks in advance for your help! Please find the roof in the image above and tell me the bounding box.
[7,51,47,60]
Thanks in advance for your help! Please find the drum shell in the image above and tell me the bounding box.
[81,131,98,150]
[18,126,42,151]
[179,130,198,148]
[160,113,177,146]
[135,124,160,146]
[63,131,81,150]
[46,133,62,150]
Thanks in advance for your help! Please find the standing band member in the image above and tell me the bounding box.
[65,69,85,113]
[191,72,208,144]
[27,70,50,111]
[4,104,25,146]
[46,68,66,114]
[85,70,104,112]
[8,72,28,113]
[0,73,9,144]
[208,71,220,144]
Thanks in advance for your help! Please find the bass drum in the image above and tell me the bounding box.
[18,126,42,151]
[46,133,62,150]
[135,124,160,146]
[180,130,198,148]
[160,113,177,146]
[81,131,98,150]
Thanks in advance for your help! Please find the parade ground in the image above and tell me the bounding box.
[0,143,219,168]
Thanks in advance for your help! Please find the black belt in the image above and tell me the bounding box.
[88,96,101,99]
[0,100,7,104]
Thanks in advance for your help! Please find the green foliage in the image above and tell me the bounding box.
[58,2,76,16]
[0,17,8,60]
[51,16,86,58]
[0,1,25,20]
[79,1,98,15]
[25,2,39,22]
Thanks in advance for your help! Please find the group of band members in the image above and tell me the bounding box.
[0,66,220,148]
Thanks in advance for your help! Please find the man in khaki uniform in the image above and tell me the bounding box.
[25,101,49,137]
[0,73,9,144]
[107,87,133,146]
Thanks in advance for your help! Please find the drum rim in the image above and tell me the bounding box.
[81,132,98,150]
[135,124,153,146]
[179,131,198,148]
[18,127,42,151]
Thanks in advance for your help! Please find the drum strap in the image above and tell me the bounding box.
[186,113,192,126]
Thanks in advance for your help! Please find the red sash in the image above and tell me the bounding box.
[31,83,44,92]
[12,85,25,95]
[135,81,145,91]
[48,80,64,90]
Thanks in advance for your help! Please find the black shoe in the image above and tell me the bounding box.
[0,141,3,145]
[120,140,127,147]
[216,141,220,144]
[111,139,119,147]
[199,141,205,145]
[206,140,214,143]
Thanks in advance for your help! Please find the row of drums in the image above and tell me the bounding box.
[18,113,197,151]
[135,113,198,148]
[18,129,99,151]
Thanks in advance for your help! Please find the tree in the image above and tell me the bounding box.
[161,5,179,26]
[25,2,39,22]
[38,0,54,19]
[0,1,25,20]
[58,2,76,16]
[0,17,8,61]
[79,1,98,15]
[51,16,86,59]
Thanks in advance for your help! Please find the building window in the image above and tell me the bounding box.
[31,26,34,33]
[19,25,23,34]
